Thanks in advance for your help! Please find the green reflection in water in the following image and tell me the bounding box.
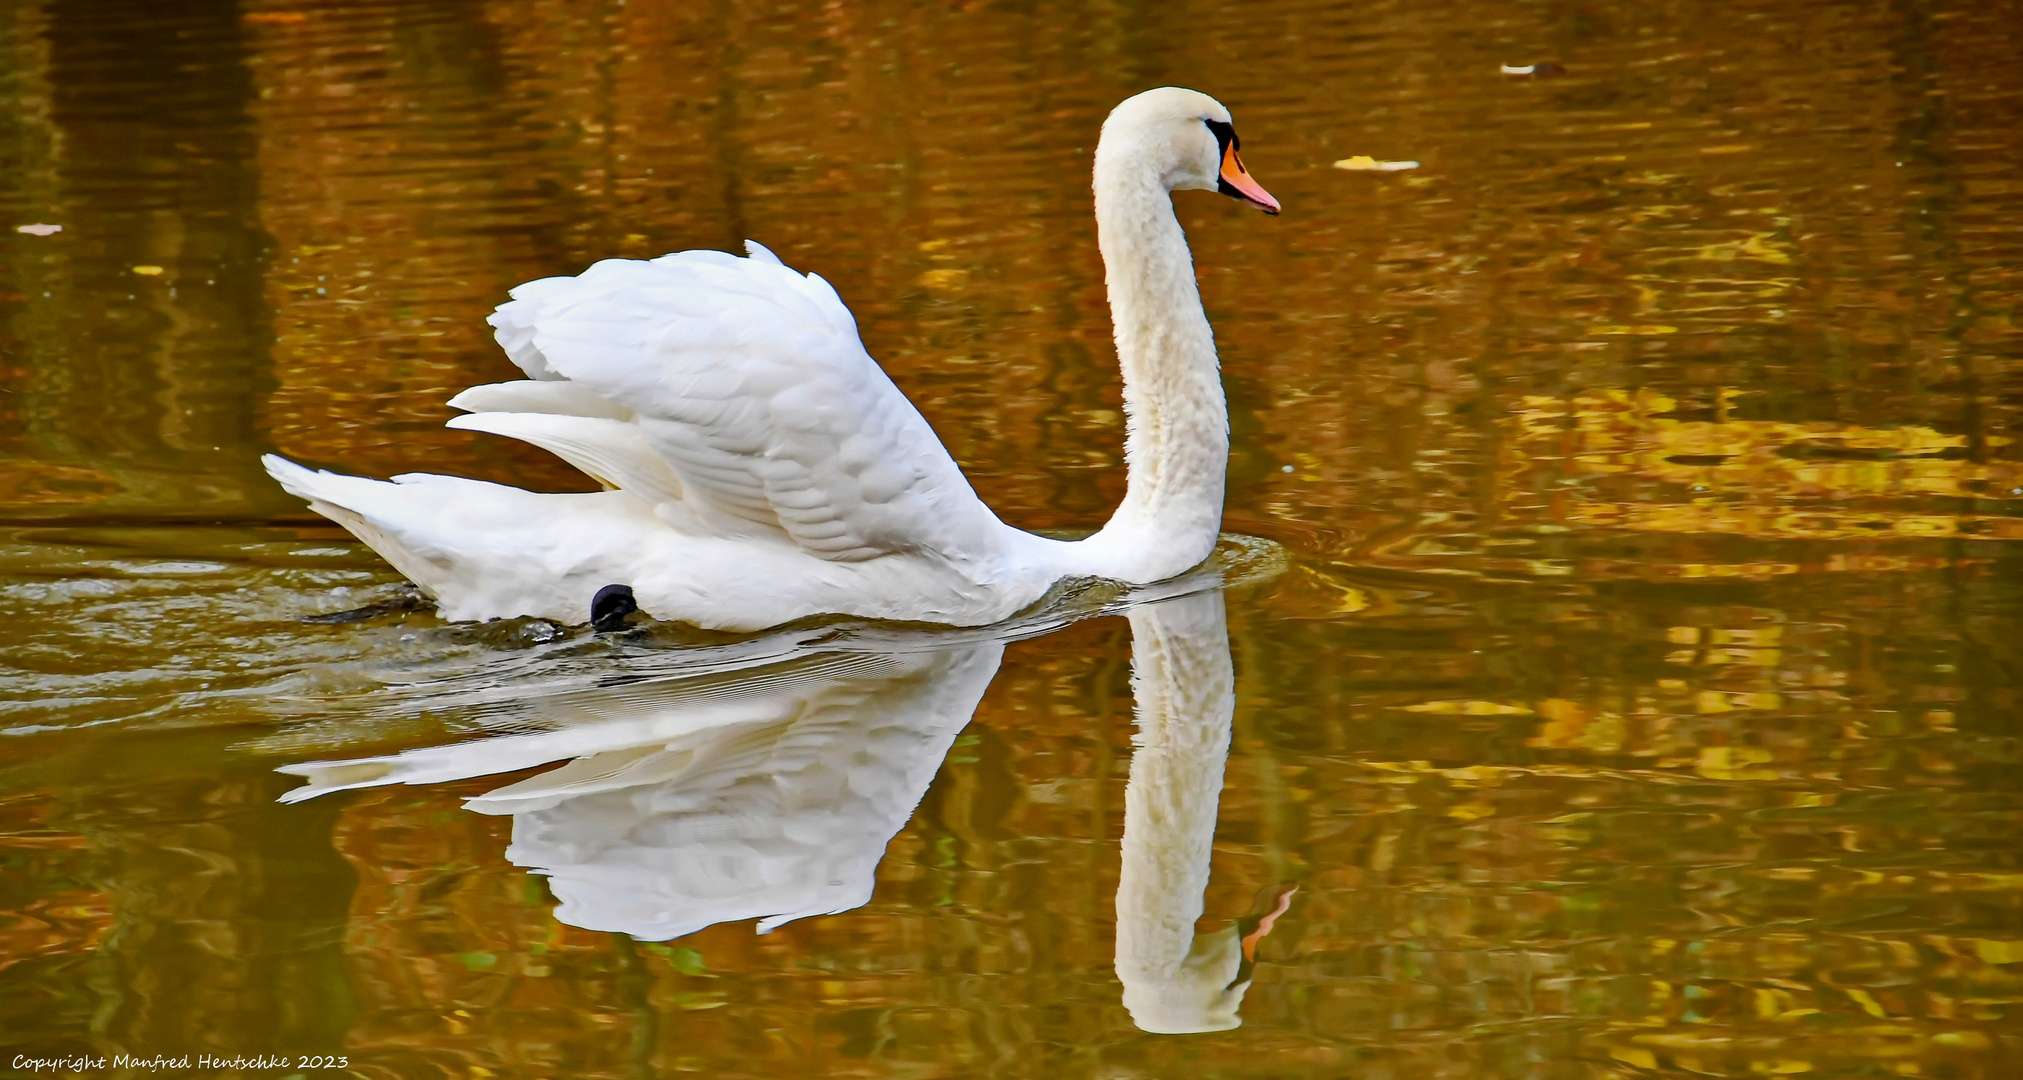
[0,0,2018,1076]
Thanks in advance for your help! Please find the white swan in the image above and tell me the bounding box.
[261,87,1279,631]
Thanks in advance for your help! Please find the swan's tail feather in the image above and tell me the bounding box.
[262,454,453,595]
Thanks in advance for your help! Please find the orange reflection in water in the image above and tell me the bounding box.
[1504,388,2023,542]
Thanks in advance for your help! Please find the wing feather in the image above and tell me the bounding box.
[446,413,685,506]
[483,244,1006,564]
[448,380,635,421]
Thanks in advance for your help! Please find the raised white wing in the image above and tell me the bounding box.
[471,242,1006,563]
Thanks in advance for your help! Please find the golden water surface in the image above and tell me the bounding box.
[1,0,2020,1076]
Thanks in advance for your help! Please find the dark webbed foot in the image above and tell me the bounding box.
[590,584,639,633]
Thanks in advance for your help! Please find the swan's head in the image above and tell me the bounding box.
[1120,924,1251,1034]
[1099,87,1279,215]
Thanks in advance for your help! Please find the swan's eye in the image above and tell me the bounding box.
[1203,118,1238,155]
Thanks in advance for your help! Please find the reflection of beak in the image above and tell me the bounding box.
[1218,145,1281,215]
[1224,883,1298,990]
[1238,883,1296,962]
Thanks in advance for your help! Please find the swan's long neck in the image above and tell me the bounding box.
[1074,151,1229,582]
[1115,591,1243,1033]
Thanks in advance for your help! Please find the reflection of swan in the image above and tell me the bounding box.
[1115,590,1289,1034]
[260,87,1279,630]
[278,645,1002,939]
[277,582,1285,1030]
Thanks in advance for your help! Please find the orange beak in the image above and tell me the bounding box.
[1219,143,1280,215]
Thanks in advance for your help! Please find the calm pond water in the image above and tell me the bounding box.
[2,0,2021,1076]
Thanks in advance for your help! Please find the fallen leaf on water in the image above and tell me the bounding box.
[1589,324,1679,336]
[1396,700,1533,716]
[15,223,60,236]
[132,265,164,276]
[915,268,969,290]
[1334,156,1419,172]
[244,11,310,23]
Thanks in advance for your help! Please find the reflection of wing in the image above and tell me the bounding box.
[1114,590,1247,1034]
[476,243,1006,562]
[279,641,1003,940]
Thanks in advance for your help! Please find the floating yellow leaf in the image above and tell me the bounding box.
[132,265,164,276]
[1589,323,1678,335]
[1396,700,1533,715]
[1333,156,1419,172]
[915,268,969,290]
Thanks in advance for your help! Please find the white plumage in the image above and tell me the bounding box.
[263,88,1278,631]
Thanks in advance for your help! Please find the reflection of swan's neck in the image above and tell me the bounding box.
[1078,143,1228,582]
[1115,591,1242,1034]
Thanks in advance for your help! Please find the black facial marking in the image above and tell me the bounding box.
[1204,118,1247,200]
[591,583,639,632]
[1203,117,1237,156]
